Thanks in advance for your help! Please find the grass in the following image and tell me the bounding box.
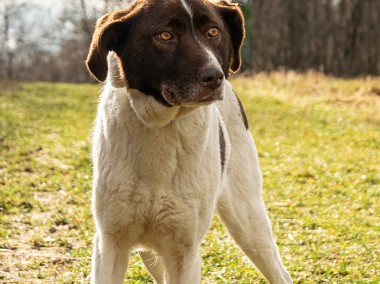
[0,72,379,283]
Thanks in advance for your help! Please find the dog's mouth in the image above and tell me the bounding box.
[162,88,181,106]
[161,84,224,106]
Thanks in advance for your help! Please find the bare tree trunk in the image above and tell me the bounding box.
[104,0,110,11]
[79,0,93,45]
[2,3,12,80]
[250,0,380,76]
[0,0,28,81]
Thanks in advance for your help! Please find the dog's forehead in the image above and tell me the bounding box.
[144,0,218,20]
[134,0,225,35]
[179,0,193,17]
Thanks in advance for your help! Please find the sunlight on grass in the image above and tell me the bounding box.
[0,73,379,283]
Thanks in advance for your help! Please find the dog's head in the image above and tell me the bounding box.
[86,0,244,108]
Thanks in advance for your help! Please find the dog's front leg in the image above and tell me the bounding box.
[160,244,202,284]
[217,134,292,283]
[218,192,292,284]
[91,232,131,284]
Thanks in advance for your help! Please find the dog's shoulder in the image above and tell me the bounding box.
[217,81,249,132]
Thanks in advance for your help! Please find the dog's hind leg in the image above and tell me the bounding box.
[91,232,131,284]
[139,251,165,284]
[217,136,292,283]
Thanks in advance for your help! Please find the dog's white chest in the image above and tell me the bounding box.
[92,87,223,238]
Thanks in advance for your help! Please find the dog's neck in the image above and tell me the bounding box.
[128,88,195,127]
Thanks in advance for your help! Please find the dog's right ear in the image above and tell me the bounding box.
[86,2,144,82]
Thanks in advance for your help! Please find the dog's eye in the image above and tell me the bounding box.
[159,31,174,41]
[208,28,220,38]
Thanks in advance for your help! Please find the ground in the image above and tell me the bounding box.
[0,72,379,283]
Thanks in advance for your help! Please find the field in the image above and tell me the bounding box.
[0,72,379,283]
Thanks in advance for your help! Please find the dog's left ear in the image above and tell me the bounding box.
[214,1,245,73]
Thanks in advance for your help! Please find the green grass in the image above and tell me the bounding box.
[0,72,379,283]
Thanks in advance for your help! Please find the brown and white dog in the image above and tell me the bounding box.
[86,0,292,283]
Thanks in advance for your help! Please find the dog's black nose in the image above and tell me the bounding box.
[199,67,224,90]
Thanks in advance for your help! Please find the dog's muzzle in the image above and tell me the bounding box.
[162,67,225,106]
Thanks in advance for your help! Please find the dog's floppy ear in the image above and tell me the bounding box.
[214,1,245,73]
[86,3,144,82]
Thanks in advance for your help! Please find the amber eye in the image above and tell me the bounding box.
[159,31,174,41]
[208,28,220,38]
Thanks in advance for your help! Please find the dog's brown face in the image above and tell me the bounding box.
[86,0,244,106]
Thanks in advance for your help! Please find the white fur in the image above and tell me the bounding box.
[180,0,193,18]
[205,47,220,67]
[90,51,292,283]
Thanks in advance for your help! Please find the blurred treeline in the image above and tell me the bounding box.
[0,0,126,83]
[247,0,380,76]
[0,0,379,83]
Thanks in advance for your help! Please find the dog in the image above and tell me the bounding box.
[86,0,292,283]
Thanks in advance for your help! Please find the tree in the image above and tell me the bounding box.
[233,0,254,70]
[52,0,132,82]
[0,0,28,80]
[251,0,380,76]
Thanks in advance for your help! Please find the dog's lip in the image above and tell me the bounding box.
[202,90,224,102]
[162,86,224,106]
[162,88,180,106]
